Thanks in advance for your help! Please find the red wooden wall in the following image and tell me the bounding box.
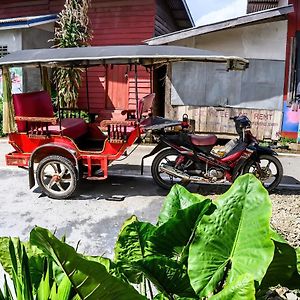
[78,0,156,120]
[0,0,178,120]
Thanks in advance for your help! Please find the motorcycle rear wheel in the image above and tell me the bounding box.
[151,148,191,190]
[242,154,283,191]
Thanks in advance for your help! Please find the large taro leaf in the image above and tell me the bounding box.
[297,248,300,274]
[157,184,208,225]
[209,274,255,300]
[30,226,145,300]
[114,215,156,283]
[134,256,197,298]
[148,199,213,260]
[188,174,274,297]
[85,256,128,282]
[259,228,300,292]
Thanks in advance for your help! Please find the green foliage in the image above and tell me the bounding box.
[0,174,299,300]
[188,175,274,297]
[280,136,297,146]
[30,227,145,300]
[53,0,92,108]
[209,274,255,300]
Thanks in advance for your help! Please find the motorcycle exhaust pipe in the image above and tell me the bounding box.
[159,165,204,183]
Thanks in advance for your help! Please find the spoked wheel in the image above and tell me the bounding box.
[151,148,191,190]
[36,155,77,199]
[243,154,283,191]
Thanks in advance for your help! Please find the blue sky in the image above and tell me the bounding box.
[185,0,248,26]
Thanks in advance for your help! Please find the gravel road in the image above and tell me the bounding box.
[271,191,300,248]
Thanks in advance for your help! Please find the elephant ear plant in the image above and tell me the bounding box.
[0,174,299,299]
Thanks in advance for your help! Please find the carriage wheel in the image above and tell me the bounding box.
[36,155,77,199]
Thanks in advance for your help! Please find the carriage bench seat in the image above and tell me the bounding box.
[48,118,87,140]
[13,91,87,140]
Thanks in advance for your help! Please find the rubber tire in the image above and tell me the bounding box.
[36,155,77,199]
[151,148,190,190]
[242,154,283,192]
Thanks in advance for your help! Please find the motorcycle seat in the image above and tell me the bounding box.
[190,134,217,146]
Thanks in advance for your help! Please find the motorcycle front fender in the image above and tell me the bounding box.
[141,141,169,175]
[248,144,278,158]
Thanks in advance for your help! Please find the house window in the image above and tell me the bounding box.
[0,45,8,57]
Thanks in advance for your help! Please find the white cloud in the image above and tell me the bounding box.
[196,0,247,26]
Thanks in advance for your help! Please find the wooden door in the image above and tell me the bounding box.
[105,65,129,110]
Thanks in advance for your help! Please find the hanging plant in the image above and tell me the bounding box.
[53,0,92,108]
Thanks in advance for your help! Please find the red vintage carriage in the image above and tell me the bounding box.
[0,45,248,199]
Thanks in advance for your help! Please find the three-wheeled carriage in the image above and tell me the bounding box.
[0,45,248,199]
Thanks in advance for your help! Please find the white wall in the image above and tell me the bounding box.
[0,29,22,53]
[172,20,288,61]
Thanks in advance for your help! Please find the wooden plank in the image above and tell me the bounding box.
[171,105,282,140]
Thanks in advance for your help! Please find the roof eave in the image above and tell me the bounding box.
[146,4,293,45]
[0,14,58,31]
[180,0,195,27]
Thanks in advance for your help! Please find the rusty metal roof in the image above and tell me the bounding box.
[247,0,279,13]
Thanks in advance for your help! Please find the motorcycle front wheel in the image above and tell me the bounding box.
[151,148,191,190]
[243,154,283,191]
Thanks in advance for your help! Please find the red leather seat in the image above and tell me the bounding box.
[13,91,54,132]
[48,118,87,140]
[190,134,217,146]
[13,91,87,140]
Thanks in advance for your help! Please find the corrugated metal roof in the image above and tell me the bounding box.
[0,14,57,30]
[247,0,279,13]
[0,45,249,70]
[167,0,194,28]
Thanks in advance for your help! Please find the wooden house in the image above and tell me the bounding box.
[0,0,194,120]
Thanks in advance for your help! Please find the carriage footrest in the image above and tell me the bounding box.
[6,151,30,167]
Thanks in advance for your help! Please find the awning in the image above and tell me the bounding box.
[0,45,249,70]
[0,14,58,31]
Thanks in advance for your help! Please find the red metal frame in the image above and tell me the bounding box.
[6,122,142,180]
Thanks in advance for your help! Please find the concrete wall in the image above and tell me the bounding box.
[172,20,287,61]
[22,27,53,92]
[164,20,288,138]
[168,20,287,111]
[0,29,22,53]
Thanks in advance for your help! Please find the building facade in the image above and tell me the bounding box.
[0,0,193,120]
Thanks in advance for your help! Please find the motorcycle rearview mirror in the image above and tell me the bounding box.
[181,114,189,129]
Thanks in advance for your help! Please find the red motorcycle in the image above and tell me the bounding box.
[144,115,283,191]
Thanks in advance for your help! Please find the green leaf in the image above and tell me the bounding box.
[20,245,34,300]
[135,256,197,298]
[30,226,145,300]
[148,199,213,260]
[259,229,300,292]
[3,275,13,300]
[0,237,45,290]
[114,216,156,283]
[297,248,300,274]
[56,275,72,300]
[157,184,208,225]
[209,274,255,300]
[0,238,13,276]
[37,260,51,300]
[188,174,274,297]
